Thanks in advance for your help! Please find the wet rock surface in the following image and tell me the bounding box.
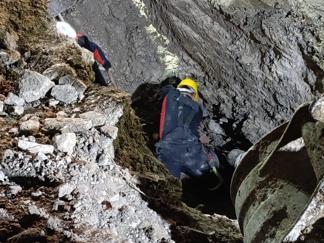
[54,0,324,145]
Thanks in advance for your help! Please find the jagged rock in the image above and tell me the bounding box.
[28,205,49,218]
[56,111,68,118]
[59,75,87,100]
[100,124,118,139]
[53,133,77,155]
[18,140,54,154]
[58,183,75,198]
[8,127,19,135]
[47,217,62,231]
[44,118,92,133]
[79,111,106,127]
[12,106,24,116]
[0,49,21,65]
[209,120,226,136]
[49,98,60,107]
[20,118,40,133]
[0,28,18,49]
[31,190,43,198]
[18,70,55,103]
[51,84,78,104]
[43,63,77,81]
[0,170,7,183]
[9,185,22,195]
[4,92,25,106]
[0,208,14,221]
[0,101,3,113]
[2,149,15,162]
[35,152,48,162]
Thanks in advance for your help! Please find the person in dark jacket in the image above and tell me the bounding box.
[155,78,219,179]
[77,33,117,88]
[56,21,117,87]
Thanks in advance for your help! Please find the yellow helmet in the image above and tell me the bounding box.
[177,78,199,101]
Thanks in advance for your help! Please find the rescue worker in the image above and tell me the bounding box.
[76,33,117,88]
[155,78,220,179]
[56,21,117,88]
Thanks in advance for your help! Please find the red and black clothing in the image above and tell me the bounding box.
[77,35,112,85]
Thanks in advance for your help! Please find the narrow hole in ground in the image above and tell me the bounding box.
[131,77,250,219]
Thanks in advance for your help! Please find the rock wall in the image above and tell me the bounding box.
[0,1,243,242]
[53,0,324,143]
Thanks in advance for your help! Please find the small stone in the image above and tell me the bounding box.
[56,111,68,118]
[35,152,48,162]
[100,125,118,139]
[18,140,54,154]
[20,119,40,133]
[0,170,7,182]
[8,127,19,135]
[51,85,78,104]
[31,190,42,198]
[2,149,14,161]
[9,185,22,195]
[0,49,21,65]
[4,92,25,106]
[58,183,75,198]
[48,98,60,107]
[79,111,106,127]
[28,136,36,142]
[47,217,62,231]
[13,106,24,115]
[0,101,4,113]
[53,133,77,155]
[19,70,55,103]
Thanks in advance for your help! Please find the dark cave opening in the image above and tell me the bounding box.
[131,77,251,219]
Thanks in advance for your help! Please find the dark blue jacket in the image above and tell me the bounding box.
[159,85,202,140]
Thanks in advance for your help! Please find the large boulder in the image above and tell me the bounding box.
[19,70,55,103]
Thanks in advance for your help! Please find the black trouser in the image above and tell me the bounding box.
[92,62,109,86]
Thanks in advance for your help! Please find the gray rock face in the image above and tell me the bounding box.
[44,118,92,133]
[51,0,323,144]
[12,106,24,116]
[20,119,40,133]
[79,111,106,127]
[59,75,87,100]
[4,92,25,106]
[53,133,77,155]
[18,140,54,154]
[19,70,55,103]
[43,63,77,81]
[0,49,21,65]
[51,84,79,104]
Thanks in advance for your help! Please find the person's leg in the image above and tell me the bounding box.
[92,63,107,85]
